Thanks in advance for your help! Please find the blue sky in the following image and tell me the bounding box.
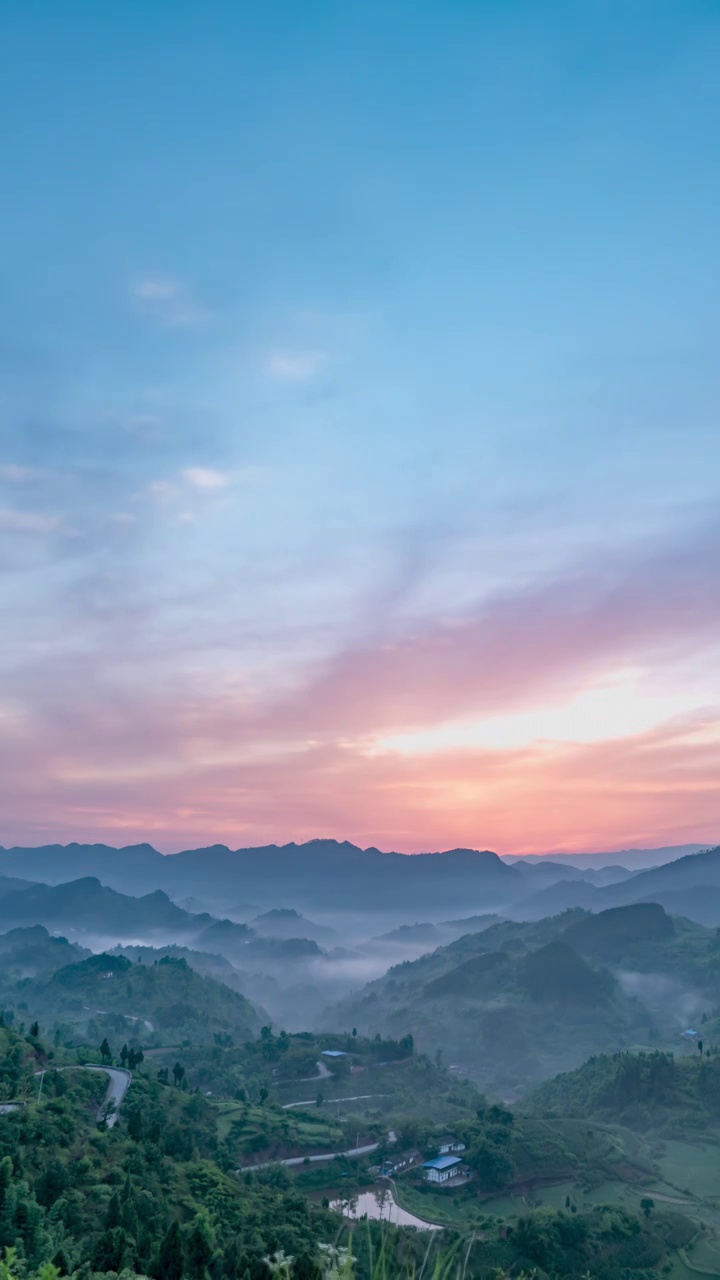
[1,1,719,852]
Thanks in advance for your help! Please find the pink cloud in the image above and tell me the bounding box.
[1,522,720,851]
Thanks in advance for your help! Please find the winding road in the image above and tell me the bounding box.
[33,1064,132,1128]
[81,1065,132,1128]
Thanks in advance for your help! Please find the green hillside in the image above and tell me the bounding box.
[0,926,89,979]
[325,922,651,1091]
[324,905,720,1091]
[5,953,260,1046]
[0,1025,339,1278]
[526,1049,720,1135]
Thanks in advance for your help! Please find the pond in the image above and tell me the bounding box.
[330,1189,441,1231]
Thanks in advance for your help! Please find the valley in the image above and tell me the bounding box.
[1,840,720,1280]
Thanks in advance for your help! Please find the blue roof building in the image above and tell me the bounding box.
[321,1050,348,1058]
[423,1155,463,1183]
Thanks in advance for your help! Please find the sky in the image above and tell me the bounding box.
[1,0,719,855]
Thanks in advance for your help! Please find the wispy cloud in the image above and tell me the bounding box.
[131,275,209,328]
[147,480,179,505]
[0,508,61,534]
[148,467,234,506]
[265,349,329,381]
[0,464,44,483]
[181,467,232,491]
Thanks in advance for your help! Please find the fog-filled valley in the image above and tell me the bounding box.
[3,839,720,1280]
[2,840,720,1059]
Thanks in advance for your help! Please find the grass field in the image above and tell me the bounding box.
[659,1139,720,1202]
[389,1179,484,1229]
[687,1237,720,1273]
[210,1098,345,1155]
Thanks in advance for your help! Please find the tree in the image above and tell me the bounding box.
[186,1211,215,1280]
[699,1040,704,1055]
[172,1062,185,1087]
[352,1028,357,1037]
[127,1107,144,1141]
[29,1022,39,1040]
[259,1087,269,1106]
[316,1091,323,1108]
[120,1044,129,1067]
[92,1226,132,1272]
[157,1220,184,1280]
[640,1198,655,1218]
[100,1038,112,1064]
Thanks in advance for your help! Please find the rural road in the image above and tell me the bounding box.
[297,1059,333,1082]
[238,1140,379,1173]
[82,1065,132,1127]
[33,1064,132,1128]
[282,1094,389,1109]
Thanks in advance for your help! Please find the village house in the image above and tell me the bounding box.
[437,1137,466,1155]
[379,1149,420,1177]
[422,1154,472,1185]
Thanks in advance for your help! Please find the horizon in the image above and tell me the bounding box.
[0,835,715,860]
[2,3,720,852]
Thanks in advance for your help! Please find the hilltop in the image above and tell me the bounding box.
[4,952,260,1045]
[323,903,719,1091]
[525,1048,720,1136]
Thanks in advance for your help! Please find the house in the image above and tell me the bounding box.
[423,1156,462,1183]
[321,1050,348,1058]
[379,1149,420,1177]
[682,1029,698,1040]
[437,1137,466,1155]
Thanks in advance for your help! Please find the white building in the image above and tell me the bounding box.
[438,1137,466,1155]
[423,1155,462,1183]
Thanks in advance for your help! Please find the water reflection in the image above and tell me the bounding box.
[330,1188,441,1231]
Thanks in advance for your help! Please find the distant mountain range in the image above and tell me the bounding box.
[0,840,520,914]
[508,845,720,925]
[0,838,718,923]
[505,844,710,871]
[0,876,324,972]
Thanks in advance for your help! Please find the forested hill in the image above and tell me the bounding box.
[0,1023,339,1278]
[21,953,261,1044]
[323,905,716,1090]
[526,1048,720,1133]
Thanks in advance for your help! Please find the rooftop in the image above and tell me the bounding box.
[423,1156,462,1171]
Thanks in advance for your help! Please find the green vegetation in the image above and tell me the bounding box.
[0,1024,341,1278]
[2,954,259,1048]
[526,1050,720,1135]
[2,1007,715,1280]
[325,906,720,1091]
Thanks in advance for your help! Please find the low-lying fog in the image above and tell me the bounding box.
[616,969,707,1028]
[37,903,503,1031]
